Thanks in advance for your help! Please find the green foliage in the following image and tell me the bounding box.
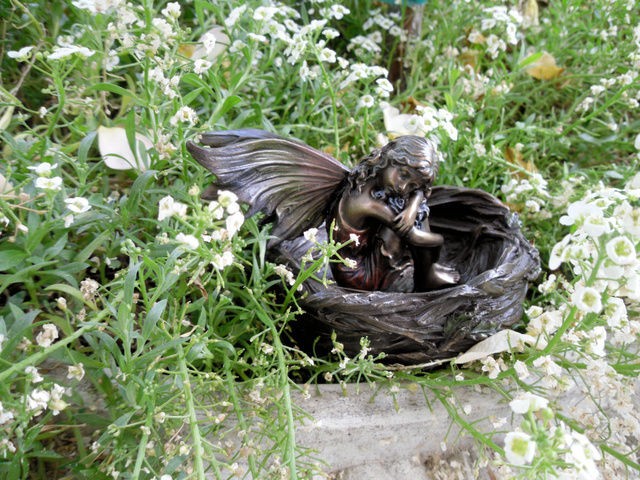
[1,0,639,479]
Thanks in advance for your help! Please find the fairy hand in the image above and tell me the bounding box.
[394,209,416,236]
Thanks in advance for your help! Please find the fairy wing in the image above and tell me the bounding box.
[187,129,349,243]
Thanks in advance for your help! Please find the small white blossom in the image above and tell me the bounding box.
[0,402,14,425]
[161,2,180,19]
[27,162,58,177]
[48,45,95,60]
[169,106,198,127]
[25,366,43,384]
[158,195,188,221]
[225,212,244,237]
[193,59,212,74]
[175,233,199,250]
[605,236,636,265]
[303,227,319,243]
[49,384,67,415]
[8,46,36,61]
[64,214,75,228]
[64,197,91,213]
[211,250,234,270]
[36,324,59,348]
[571,284,603,314]
[27,388,51,414]
[509,392,549,414]
[504,431,536,466]
[67,364,85,381]
[35,176,63,191]
[207,201,224,220]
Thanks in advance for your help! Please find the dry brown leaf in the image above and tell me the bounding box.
[459,49,481,70]
[505,147,537,178]
[525,52,564,80]
[519,0,539,28]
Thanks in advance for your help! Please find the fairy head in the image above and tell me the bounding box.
[348,136,440,195]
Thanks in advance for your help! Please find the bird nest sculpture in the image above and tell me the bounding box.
[188,129,540,364]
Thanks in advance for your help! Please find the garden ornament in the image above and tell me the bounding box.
[188,130,540,364]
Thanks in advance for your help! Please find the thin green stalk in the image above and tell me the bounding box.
[177,344,221,480]
[432,388,504,455]
[313,49,341,155]
[223,358,259,477]
[249,293,298,480]
[0,322,98,383]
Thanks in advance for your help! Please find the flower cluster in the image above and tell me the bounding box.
[501,172,552,220]
[381,102,458,143]
[503,392,602,478]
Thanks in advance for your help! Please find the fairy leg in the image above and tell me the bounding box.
[411,245,460,291]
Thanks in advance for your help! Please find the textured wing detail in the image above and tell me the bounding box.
[187,129,349,243]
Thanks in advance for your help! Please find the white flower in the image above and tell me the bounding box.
[225,5,247,28]
[36,324,59,348]
[169,106,198,126]
[175,233,199,250]
[513,360,530,380]
[27,388,51,414]
[64,214,75,228]
[193,59,212,74]
[571,284,603,314]
[225,212,244,237]
[157,196,188,221]
[605,236,636,265]
[587,326,607,357]
[27,161,56,176]
[35,176,63,191]
[207,201,224,220]
[509,392,549,414]
[217,190,238,208]
[303,227,319,243]
[64,197,91,213]
[25,366,43,384]
[67,364,85,381]
[274,264,296,286]
[0,402,14,425]
[47,45,95,60]
[319,47,337,63]
[49,384,67,415]
[161,2,180,18]
[358,94,375,109]
[604,297,627,328]
[152,18,174,38]
[504,431,536,466]
[8,46,35,61]
[211,250,234,270]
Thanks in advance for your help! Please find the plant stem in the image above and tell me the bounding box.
[177,344,221,480]
[0,322,98,383]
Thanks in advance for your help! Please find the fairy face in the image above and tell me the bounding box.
[380,164,432,197]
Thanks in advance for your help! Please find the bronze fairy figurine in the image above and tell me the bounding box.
[187,130,458,293]
[187,129,540,363]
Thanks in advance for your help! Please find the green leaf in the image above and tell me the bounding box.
[87,83,143,105]
[74,230,111,263]
[142,299,167,339]
[77,130,97,164]
[0,248,27,271]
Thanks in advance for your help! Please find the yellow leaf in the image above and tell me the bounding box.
[505,147,537,178]
[525,52,564,80]
[519,0,539,28]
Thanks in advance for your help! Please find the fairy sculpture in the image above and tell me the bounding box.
[187,129,540,363]
[188,130,456,293]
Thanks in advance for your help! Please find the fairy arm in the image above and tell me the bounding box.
[393,190,424,236]
[342,191,443,247]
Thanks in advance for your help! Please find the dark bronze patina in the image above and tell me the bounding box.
[187,130,540,363]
